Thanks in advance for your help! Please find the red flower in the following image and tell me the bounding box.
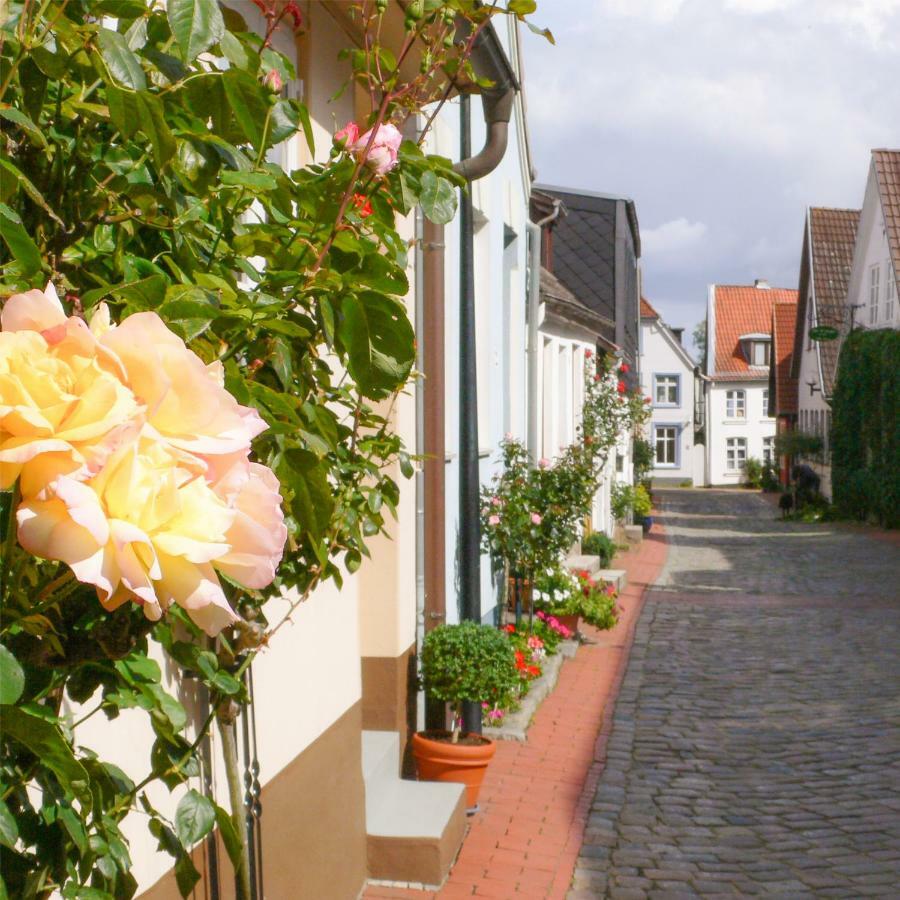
[284,0,303,28]
[619,363,630,374]
[594,374,601,382]
[351,193,373,218]
[504,624,516,634]
[527,665,541,677]
[643,396,651,404]
[585,349,593,359]
[617,380,626,393]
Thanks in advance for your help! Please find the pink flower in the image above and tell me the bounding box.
[527,635,544,650]
[491,496,502,507]
[530,513,542,525]
[350,123,402,176]
[538,457,550,468]
[334,121,360,148]
[262,69,283,93]
[488,514,500,526]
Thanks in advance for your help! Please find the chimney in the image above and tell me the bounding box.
[671,327,684,345]
[754,279,770,289]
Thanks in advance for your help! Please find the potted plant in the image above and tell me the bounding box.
[413,621,520,809]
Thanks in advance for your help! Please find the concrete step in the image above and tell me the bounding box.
[598,568,627,592]
[362,730,466,889]
[564,554,601,574]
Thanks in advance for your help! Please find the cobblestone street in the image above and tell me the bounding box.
[571,489,900,898]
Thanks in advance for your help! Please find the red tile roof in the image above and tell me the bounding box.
[791,207,859,397]
[873,150,900,276]
[711,284,798,380]
[772,300,798,415]
[640,296,659,319]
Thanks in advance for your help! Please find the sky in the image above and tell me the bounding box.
[520,0,900,357]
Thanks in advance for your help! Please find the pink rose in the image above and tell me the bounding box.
[334,121,359,147]
[530,513,542,525]
[488,514,500,526]
[538,457,550,468]
[491,496,501,507]
[262,69,283,93]
[350,123,402,176]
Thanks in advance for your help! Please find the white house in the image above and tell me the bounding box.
[787,207,860,497]
[845,149,900,333]
[705,282,797,485]
[639,297,703,485]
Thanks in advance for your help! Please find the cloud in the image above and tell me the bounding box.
[642,218,708,256]
[522,0,900,330]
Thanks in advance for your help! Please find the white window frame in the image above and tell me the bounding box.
[726,389,746,419]
[869,264,880,324]
[654,425,678,467]
[750,340,770,367]
[886,262,896,322]
[762,436,775,464]
[726,437,747,471]
[762,389,770,418]
[653,374,680,407]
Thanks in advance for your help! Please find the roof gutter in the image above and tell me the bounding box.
[453,18,519,738]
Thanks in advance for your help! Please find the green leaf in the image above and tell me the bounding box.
[0,644,25,705]
[214,805,244,872]
[175,853,201,897]
[0,158,64,225]
[419,170,457,225]
[175,789,215,847]
[0,798,18,849]
[220,171,277,190]
[339,292,416,397]
[508,0,537,13]
[107,88,175,168]
[284,450,334,540]
[0,108,48,148]
[0,202,42,275]
[97,29,147,90]
[168,0,226,64]
[0,706,91,808]
[222,69,269,149]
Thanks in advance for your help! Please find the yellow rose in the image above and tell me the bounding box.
[17,436,241,636]
[1,286,141,491]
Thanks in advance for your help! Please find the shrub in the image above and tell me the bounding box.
[761,460,781,492]
[632,483,652,518]
[632,437,654,482]
[744,457,763,489]
[420,622,520,742]
[611,482,634,521]
[832,329,900,527]
[574,571,620,630]
[582,531,616,567]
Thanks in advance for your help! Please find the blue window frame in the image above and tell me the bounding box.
[653,373,681,408]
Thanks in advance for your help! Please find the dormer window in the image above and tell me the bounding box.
[739,333,771,367]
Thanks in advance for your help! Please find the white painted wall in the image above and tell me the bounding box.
[847,162,899,331]
[640,318,696,482]
[706,381,775,485]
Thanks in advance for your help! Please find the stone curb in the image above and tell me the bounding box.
[483,639,579,743]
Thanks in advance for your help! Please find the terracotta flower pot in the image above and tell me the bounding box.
[554,613,580,635]
[412,730,496,809]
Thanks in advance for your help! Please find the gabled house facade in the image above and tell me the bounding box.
[846,149,900,334]
[769,298,800,486]
[787,207,859,497]
[705,282,797,485]
[639,297,703,485]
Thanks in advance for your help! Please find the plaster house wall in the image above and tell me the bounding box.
[423,18,532,626]
[848,163,899,331]
[706,382,775,485]
[639,316,697,484]
[795,280,834,498]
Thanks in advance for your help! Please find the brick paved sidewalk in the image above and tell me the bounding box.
[365,527,668,900]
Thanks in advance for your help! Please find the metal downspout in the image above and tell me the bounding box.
[453,79,516,736]
[526,201,562,460]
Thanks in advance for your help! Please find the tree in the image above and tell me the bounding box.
[692,319,707,366]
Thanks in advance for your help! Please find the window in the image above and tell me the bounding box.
[655,426,677,466]
[654,374,680,406]
[726,390,746,419]
[886,263,896,322]
[763,436,775,464]
[869,264,880,324]
[762,389,770,417]
[726,437,747,471]
[749,340,770,366]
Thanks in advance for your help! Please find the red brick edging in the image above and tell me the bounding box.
[365,520,669,900]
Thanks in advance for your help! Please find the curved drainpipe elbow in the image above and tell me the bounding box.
[452,86,515,182]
